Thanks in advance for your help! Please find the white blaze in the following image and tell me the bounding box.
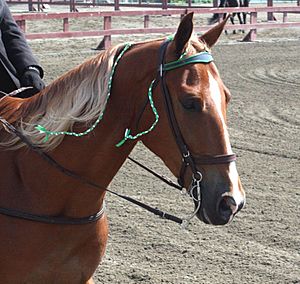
[208,71,244,206]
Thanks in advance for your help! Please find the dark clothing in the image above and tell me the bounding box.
[219,0,226,6]
[0,0,43,94]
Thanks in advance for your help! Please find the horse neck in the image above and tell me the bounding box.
[40,42,162,210]
[47,93,138,206]
[69,41,162,181]
[5,100,136,219]
[62,40,162,188]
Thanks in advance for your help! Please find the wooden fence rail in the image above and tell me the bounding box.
[7,0,300,12]
[8,0,217,12]
[13,7,300,48]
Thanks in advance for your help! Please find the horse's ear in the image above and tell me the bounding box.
[200,14,230,48]
[173,12,194,57]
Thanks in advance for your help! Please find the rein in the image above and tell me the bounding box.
[0,206,104,225]
[0,117,183,225]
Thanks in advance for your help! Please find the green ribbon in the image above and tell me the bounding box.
[115,79,159,147]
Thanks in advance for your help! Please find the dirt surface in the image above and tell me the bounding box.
[28,24,300,283]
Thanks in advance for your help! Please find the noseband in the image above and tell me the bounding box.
[157,39,236,195]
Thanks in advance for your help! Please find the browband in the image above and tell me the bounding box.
[162,51,214,71]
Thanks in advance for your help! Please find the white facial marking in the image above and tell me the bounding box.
[229,162,245,206]
[208,71,232,154]
[208,71,244,206]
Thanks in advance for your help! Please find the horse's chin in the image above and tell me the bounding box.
[194,202,234,226]
[195,205,212,225]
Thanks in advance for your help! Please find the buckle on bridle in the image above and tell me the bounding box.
[183,150,190,158]
[182,151,191,166]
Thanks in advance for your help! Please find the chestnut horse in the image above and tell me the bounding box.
[0,13,245,283]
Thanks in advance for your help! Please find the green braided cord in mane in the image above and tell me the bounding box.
[35,43,132,143]
[115,79,159,147]
[35,43,160,148]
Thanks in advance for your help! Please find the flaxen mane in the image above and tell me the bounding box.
[0,44,122,151]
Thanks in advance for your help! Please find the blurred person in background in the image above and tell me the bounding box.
[0,0,45,98]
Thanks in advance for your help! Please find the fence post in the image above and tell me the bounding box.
[242,11,257,42]
[103,16,112,49]
[63,18,69,32]
[70,0,76,12]
[16,20,26,33]
[114,0,120,11]
[144,15,149,28]
[28,0,33,11]
[162,0,167,10]
[250,12,257,41]
[283,12,287,23]
[267,0,273,21]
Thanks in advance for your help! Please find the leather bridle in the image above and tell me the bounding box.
[156,39,236,198]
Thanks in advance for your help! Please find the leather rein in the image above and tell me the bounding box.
[0,39,236,226]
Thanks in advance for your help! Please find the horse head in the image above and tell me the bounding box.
[140,13,245,225]
[0,13,245,227]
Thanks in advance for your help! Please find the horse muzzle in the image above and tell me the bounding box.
[192,182,245,226]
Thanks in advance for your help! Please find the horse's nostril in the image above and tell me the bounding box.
[218,196,237,220]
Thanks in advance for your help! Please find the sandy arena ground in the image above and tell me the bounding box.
[24,13,300,284]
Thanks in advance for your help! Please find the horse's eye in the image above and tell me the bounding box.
[181,97,203,112]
